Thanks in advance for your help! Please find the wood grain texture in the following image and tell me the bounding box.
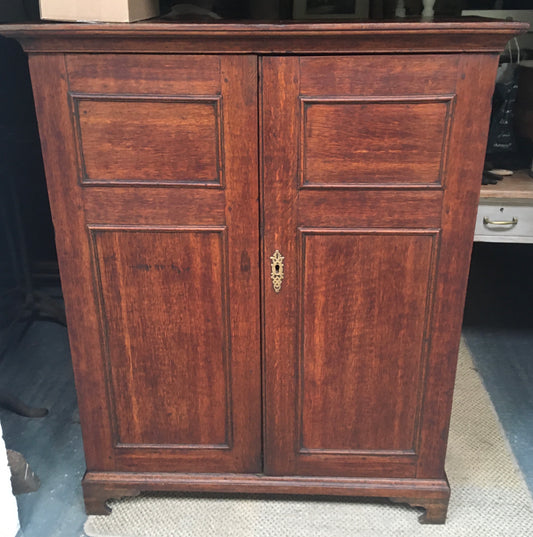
[30,53,262,476]
[67,54,221,95]
[15,19,523,523]
[299,55,458,96]
[0,19,527,54]
[74,96,222,185]
[390,496,449,524]
[299,230,438,454]
[262,55,446,480]
[82,188,226,226]
[91,227,231,449]
[108,55,262,475]
[479,170,533,201]
[298,190,443,228]
[83,481,140,516]
[414,54,501,480]
[301,97,453,187]
[82,470,450,518]
[262,56,301,477]
[28,53,118,472]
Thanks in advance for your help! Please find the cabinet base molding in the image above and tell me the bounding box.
[82,471,450,523]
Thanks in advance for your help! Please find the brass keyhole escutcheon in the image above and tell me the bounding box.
[270,250,284,293]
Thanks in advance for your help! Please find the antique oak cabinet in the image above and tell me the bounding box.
[0,18,525,524]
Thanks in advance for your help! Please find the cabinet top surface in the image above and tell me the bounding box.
[0,18,527,54]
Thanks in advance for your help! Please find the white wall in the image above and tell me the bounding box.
[0,421,19,537]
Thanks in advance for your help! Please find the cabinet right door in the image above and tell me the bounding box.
[261,54,498,479]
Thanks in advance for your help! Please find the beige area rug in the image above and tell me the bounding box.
[85,341,533,537]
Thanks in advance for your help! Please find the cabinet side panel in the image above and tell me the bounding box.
[27,54,116,470]
[415,54,500,478]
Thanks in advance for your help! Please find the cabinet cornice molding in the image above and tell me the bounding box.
[0,18,528,54]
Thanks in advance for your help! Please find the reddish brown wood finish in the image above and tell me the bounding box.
[390,496,449,524]
[28,53,262,475]
[92,228,230,448]
[81,470,450,519]
[66,54,221,95]
[82,481,140,516]
[302,98,452,187]
[299,55,460,95]
[262,55,448,480]
[1,18,525,524]
[414,54,502,479]
[75,98,222,185]
[0,19,525,54]
[299,231,437,453]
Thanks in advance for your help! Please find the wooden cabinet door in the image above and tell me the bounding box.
[29,54,262,474]
[261,55,497,479]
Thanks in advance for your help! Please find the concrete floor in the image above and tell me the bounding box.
[0,242,531,537]
[0,320,87,537]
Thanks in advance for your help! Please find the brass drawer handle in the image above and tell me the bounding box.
[270,250,284,293]
[483,217,518,227]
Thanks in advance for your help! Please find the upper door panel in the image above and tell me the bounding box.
[67,54,223,187]
[299,55,457,190]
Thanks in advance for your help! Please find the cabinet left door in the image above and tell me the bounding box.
[28,54,262,474]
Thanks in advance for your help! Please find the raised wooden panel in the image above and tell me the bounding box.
[300,55,459,96]
[90,226,231,449]
[73,96,222,186]
[66,54,221,95]
[299,230,438,454]
[301,97,454,187]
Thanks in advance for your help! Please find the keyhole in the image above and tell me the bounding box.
[275,264,280,273]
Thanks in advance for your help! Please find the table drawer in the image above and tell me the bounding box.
[475,202,533,243]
